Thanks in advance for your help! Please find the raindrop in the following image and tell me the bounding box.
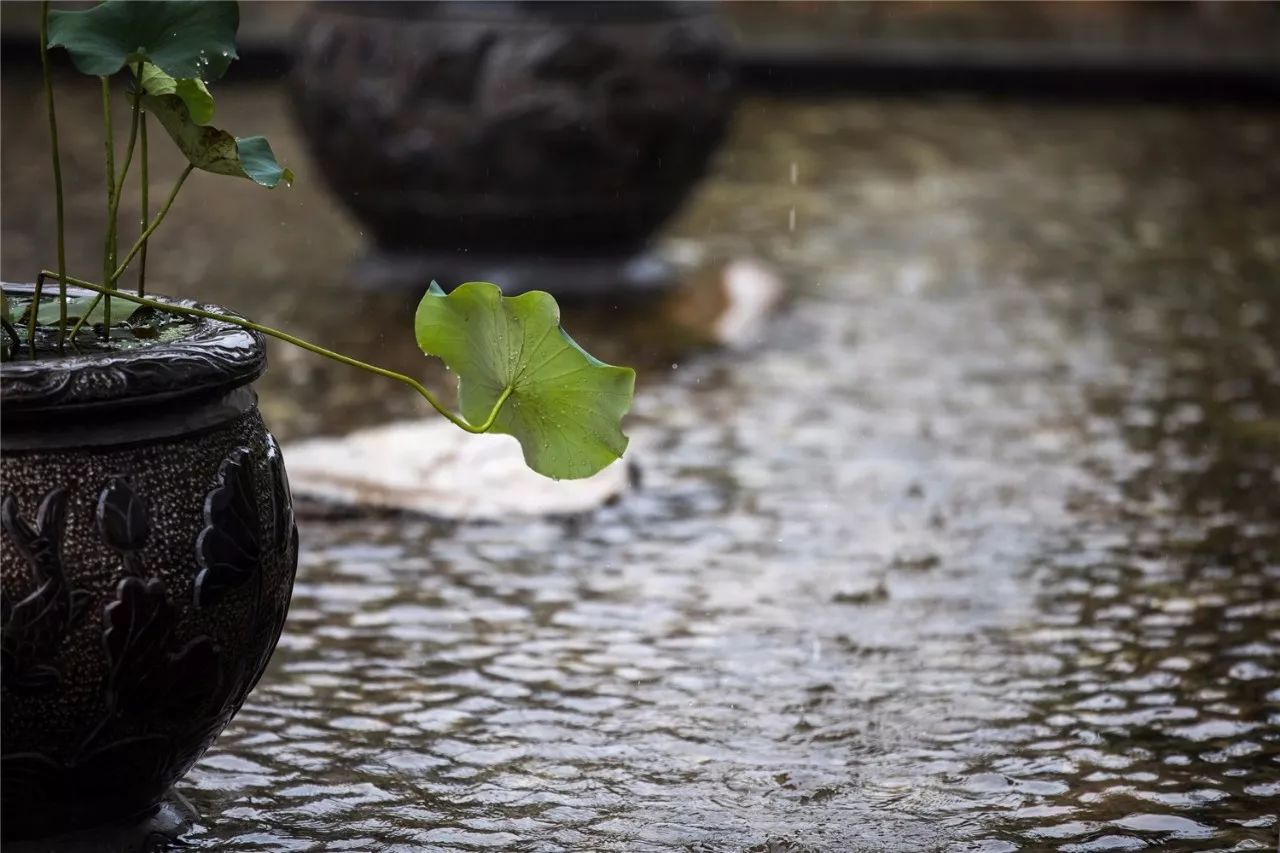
[670,363,678,370]
[790,162,798,185]
[788,208,796,232]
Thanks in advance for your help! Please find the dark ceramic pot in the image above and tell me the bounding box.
[290,0,736,295]
[0,283,298,840]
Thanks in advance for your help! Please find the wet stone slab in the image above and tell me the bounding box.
[284,420,636,522]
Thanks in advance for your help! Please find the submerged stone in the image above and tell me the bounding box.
[283,420,634,521]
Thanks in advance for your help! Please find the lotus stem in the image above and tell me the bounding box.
[69,164,194,338]
[40,270,513,435]
[38,0,68,352]
[100,75,115,338]
[138,110,149,297]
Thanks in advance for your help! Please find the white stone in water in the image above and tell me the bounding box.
[713,259,786,349]
[283,420,633,521]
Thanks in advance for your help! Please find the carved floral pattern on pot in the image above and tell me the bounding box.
[195,447,262,610]
[0,489,91,695]
[0,430,296,838]
[97,477,151,574]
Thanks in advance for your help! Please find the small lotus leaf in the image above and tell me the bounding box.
[33,294,143,326]
[414,282,635,480]
[139,65,214,126]
[144,91,292,188]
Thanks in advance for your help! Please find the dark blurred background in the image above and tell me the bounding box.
[6,1,1280,91]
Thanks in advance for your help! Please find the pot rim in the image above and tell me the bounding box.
[1,281,265,419]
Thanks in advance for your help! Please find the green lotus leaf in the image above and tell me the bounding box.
[414,282,636,480]
[48,0,238,82]
[139,65,214,126]
[144,90,292,188]
[32,294,142,326]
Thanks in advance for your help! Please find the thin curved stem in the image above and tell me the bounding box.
[112,163,192,284]
[100,76,116,337]
[107,77,142,260]
[69,164,194,338]
[99,77,142,339]
[65,297,93,340]
[115,69,143,189]
[40,270,513,434]
[468,384,513,433]
[38,0,68,352]
[137,110,149,297]
[2,316,21,348]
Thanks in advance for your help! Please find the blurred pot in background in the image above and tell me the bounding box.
[291,0,736,297]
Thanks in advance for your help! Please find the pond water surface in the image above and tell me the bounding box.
[3,78,1278,851]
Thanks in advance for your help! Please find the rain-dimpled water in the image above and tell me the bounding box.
[2,73,1277,851]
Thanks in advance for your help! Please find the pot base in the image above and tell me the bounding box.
[4,791,196,852]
